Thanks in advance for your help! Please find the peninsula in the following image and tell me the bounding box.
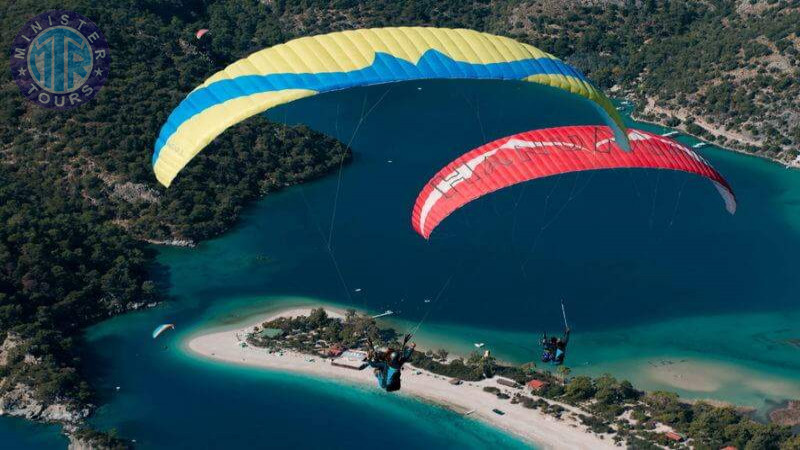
[187,307,800,450]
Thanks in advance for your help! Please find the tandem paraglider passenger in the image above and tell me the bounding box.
[540,327,570,365]
[554,327,570,365]
[540,300,572,365]
[366,334,416,392]
[540,333,556,363]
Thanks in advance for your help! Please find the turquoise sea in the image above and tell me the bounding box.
[3,80,800,448]
[0,416,66,450]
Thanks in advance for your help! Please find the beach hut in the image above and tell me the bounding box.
[331,350,368,370]
[326,344,345,357]
[496,377,520,389]
[526,379,548,392]
[663,431,685,442]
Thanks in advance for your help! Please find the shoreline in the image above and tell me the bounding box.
[626,103,798,169]
[185,307,619,450]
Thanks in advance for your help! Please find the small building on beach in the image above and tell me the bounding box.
[526,379,548,392]
[331,350,368,370]
[496,377,520,389]
[663,431,685,442]
[324,344,345,357]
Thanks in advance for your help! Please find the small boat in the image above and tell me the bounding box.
[492,408,505,416]
[474,343,485,348]
[692,142,707,148]
[423,298,431,303]
[661,131,679,137]
[464,409,475,415]
[387,160,393,163]
[354,288,362,292]
[371,310,394,319]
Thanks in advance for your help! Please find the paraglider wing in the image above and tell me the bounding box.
[195,29,209,39]
[411,126,736,239]
[152,324,175,339]
[152,27,627,187]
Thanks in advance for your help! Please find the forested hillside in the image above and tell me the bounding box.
[1,0,797,447]
[1,1,349,446]
[272,0,799,160]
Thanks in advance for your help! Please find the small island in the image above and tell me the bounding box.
[187,307,800,450]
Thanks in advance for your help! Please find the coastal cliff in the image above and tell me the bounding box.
[0,335,89,425]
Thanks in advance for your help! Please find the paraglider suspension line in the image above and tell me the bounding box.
[648,171,661,230]
[510,182,529,243]
[521,172,595,277]
[410,259,463,335]
[327,88,393,250]
[460,90,487,143]
[299,187,354,303]
[667,175,689,229]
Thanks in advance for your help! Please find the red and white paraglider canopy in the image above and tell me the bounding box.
[195,29,209,40]
[411,126,736,239]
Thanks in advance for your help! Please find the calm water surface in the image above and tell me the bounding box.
[4,81,800,448]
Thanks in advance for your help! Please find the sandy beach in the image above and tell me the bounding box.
[642,357,800,405]
[186,307,618,450]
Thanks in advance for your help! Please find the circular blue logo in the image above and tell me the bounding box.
[10,10,110,110]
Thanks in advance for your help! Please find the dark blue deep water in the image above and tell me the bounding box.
[3,80,799,448]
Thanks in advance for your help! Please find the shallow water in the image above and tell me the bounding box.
[3,80,800,448]
[78,294,531,449]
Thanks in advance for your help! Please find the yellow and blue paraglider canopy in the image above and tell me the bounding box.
[153,27,628,187]
[152,324,175,339]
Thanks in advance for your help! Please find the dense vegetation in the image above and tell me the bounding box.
[0,166,155,408]
[0,0,349,442]
[1,0,797,446]
[273,0,800,159]
[71,428,132,450]
[250,308,399,350]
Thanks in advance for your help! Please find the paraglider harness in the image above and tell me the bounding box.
[540,333,556,363]
[540,328,570,365]
[366,334,415,392]
[540,301,570,365]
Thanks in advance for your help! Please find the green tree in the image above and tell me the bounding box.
[565,375,595,401]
